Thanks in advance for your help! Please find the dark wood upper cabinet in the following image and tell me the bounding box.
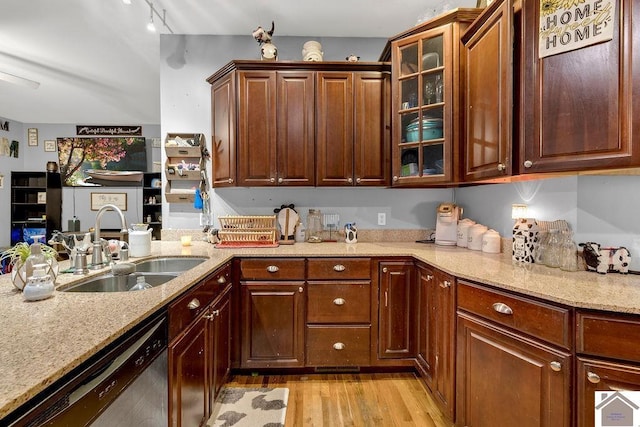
[316,71,390,186]
[461,0,513,181]
[519,0,640,173]
[207,61,389,187]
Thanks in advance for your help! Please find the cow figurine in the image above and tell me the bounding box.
[252,21,277,61]
[579,242,630,274]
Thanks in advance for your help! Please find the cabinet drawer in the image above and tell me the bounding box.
[168,265,230,340]
[307,258,370,280]
[306,326,371,366]
[457,281,571,349]
[577,311,640,363]
[240,258,305,280]
[307,282,370,323]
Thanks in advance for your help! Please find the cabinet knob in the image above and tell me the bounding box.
[270,177,275,183]
[333,342,345,351]
[278,177,283,184]
[347,177,353,183]
[298,286,304,293]
[492,302,513,315]
[439,280,451,288]
[587,371,601,384]
[392,176,399,182]
[217,276,227,284]
[188,298,201,310]
[212,309,220,317]
[497,163,506,172]
[356,177,362,184]
[266,265,279,273]
[203,311,214,321]
[524,160,533,168]
[333,297,346,306]
[549,361,562,372]
[382,267,388,273]
[333,264,346,272]
[228,178,234,184]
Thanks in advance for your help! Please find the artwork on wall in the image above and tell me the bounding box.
[27,128,38,146]
[56,137,147,186]
[44,140,56,152]
[90,192,127,211]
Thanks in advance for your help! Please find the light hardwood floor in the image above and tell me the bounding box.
[224,372,453,426]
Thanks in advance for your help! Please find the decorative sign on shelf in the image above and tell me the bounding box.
[76,125,142,136]
[539,0,614,59]
[90,192,128,211]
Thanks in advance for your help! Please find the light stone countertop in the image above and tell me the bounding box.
[1,240,640,420]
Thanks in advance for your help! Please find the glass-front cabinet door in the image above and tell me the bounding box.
[392,26,452,186]
[386,9,483,186]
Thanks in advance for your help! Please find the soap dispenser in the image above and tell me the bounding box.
[24,241,45,280]
[23,263,55,301]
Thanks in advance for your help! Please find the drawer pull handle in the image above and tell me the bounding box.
[333,342,345,351]
[492,302,513,315]
[217,276,227,284]
[333,264,346,272]
[203,312,214,320]
[266,265,279,273]
[188,298,200,310]
[439,280,451,288]
[426,274,434,281]
[333,298,346,306]
[587,372,601,384]
[549,361,562,372]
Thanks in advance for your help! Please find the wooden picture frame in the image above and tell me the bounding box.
[44,140,56,152]
[28,128,38,146]
[90,192,127,211]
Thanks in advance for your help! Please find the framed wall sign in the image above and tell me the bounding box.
[90,192,127,211]
[28,128,38,146]
[44,140,56,152]
[37,192,46,204]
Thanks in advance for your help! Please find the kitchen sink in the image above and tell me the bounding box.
[134,257,208,273]
[61,272,178,293]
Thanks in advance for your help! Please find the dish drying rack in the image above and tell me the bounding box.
[215,215,279,248]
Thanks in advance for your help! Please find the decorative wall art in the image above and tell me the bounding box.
[76,125,142,136]
[27,128,38,146]
[90,192,127,211]
[538,0,614,58]
[0,137,9,157]
[44,140,56,152]
[56,137,147,186]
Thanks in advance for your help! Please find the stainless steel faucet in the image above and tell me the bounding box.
[90,204,128,269]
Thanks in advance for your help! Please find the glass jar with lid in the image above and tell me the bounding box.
[306,209,323,242]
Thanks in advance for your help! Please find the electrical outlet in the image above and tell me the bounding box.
[377,212,386,226]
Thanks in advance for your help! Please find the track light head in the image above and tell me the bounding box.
[147,4,156,32]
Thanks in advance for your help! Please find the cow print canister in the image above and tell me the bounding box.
[512,218,539,263]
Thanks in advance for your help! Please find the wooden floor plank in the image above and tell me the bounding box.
[223,372,453,427]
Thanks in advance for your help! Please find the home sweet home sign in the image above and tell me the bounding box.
[538,0,614,58]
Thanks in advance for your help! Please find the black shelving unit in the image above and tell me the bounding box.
[143,172,162,240]
[10,172,62,246]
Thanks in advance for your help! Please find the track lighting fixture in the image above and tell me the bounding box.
[146,3,156,32]
[143,0,174,34]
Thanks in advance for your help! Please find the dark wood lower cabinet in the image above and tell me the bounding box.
[456,313,571,427]
[169,315,209,427]
[576,358,640,427]
[378,260,416,359]
[241,282,306,368]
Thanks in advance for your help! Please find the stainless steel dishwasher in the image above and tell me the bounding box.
[8,312,168,427]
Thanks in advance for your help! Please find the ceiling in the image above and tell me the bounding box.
[0,0,472,125]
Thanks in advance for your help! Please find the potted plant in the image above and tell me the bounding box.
[0,241,59,291]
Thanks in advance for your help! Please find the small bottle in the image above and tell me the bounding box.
[25,242,46,280]
[23,263,55,301]
[435,74,444,103]
[130,275,152,291]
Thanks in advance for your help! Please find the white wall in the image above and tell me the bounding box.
[0,121,161,246]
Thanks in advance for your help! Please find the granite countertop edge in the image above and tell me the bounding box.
[1,240,639,419]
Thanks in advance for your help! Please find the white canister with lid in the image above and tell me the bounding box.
[468,224,488,251]
[129,229,152,257]
[482,229,501,254]
[457,218,476,247]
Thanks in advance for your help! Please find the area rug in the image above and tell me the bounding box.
[207,387,289,427]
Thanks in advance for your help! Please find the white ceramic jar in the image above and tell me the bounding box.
[302,41,323,61]
[129,229,152,257]
[482,229,501,254]
[457,218,476,247]
[468,224,488,251]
